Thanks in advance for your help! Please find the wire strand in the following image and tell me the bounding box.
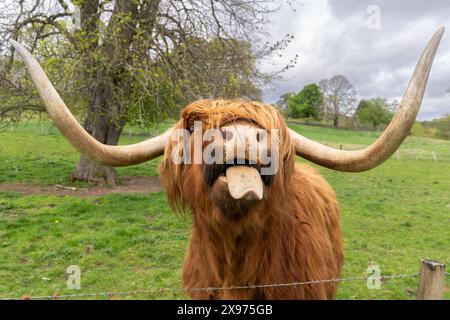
[0,273,420,300]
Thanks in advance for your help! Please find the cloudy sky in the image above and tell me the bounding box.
[260,0,450,120]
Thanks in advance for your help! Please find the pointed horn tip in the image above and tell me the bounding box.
[437,26,445,34]
[8,40,35,64]
[424,27,445,48]
[433,27,445,41]
[9,39,27,57]
[9,39,20,48]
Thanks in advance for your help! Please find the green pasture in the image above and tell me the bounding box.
[0,122,449,299]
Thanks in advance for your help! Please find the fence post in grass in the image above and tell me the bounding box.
[431,151,437,161]
[417,259,445,300]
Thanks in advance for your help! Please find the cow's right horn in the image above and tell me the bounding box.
[289,27,445,172]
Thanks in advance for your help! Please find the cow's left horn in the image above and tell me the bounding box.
[10,40,171,166]
[289,27,444,172]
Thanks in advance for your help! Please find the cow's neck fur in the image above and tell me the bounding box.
[190,209,292,299]
[182,164,343,299]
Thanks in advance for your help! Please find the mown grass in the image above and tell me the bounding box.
[0,122,171,185]
[0,122,449,299]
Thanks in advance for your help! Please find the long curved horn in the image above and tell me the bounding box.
[10,40,171,167]
[290,27,445,172]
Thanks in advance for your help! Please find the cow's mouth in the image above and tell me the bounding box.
[204,159,273,186]
[204,159,274,203]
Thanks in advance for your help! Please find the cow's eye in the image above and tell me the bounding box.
[222,129,233,141]
[257,130,266,142]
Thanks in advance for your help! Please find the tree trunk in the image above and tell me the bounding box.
[332,101,340,128]
[333,115,339,128]
[71,123,123,185]
[71,0,139,185]
[71,84,124,185]
[72,154,118,185]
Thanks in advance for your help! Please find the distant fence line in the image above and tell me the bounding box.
[310,144,449,162]
[6,122,450,162]
[285,120,380,132]
[392,149,450,162]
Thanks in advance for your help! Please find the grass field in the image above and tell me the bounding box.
[0,121,449,300]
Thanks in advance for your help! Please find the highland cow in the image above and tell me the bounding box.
[10,27,444,299]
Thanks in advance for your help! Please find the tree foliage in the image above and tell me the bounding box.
[355,98,393,128]
[288,83,323,119]
[275,92,294,110]
[423,114,450,140]
[0,0,283,125]
[434,115,450,139]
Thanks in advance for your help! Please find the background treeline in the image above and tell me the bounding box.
[418,115,450,139]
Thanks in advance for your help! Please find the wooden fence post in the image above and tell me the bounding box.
[417,259,446,300]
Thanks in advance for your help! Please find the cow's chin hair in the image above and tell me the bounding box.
[208,176,265,220]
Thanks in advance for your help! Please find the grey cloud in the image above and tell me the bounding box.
[261,0,450,120]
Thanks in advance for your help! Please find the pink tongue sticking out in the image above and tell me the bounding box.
[225,166,263,201]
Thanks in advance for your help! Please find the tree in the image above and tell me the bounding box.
[175,37,263,101]
[355,98,393,128]
[288,83,323,119]
[319,75,357,128]
[0,0,288,184]
[276,92,295,110]
[421,114,450,140]
[434,114,450,139]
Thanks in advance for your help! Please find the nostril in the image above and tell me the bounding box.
[222,130,234,141]
[256,130,265,142]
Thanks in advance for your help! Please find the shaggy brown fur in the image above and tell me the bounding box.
[160,99,343,299]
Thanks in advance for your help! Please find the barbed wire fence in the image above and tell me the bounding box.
[0,273,420,300]
[1,261,447,300]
